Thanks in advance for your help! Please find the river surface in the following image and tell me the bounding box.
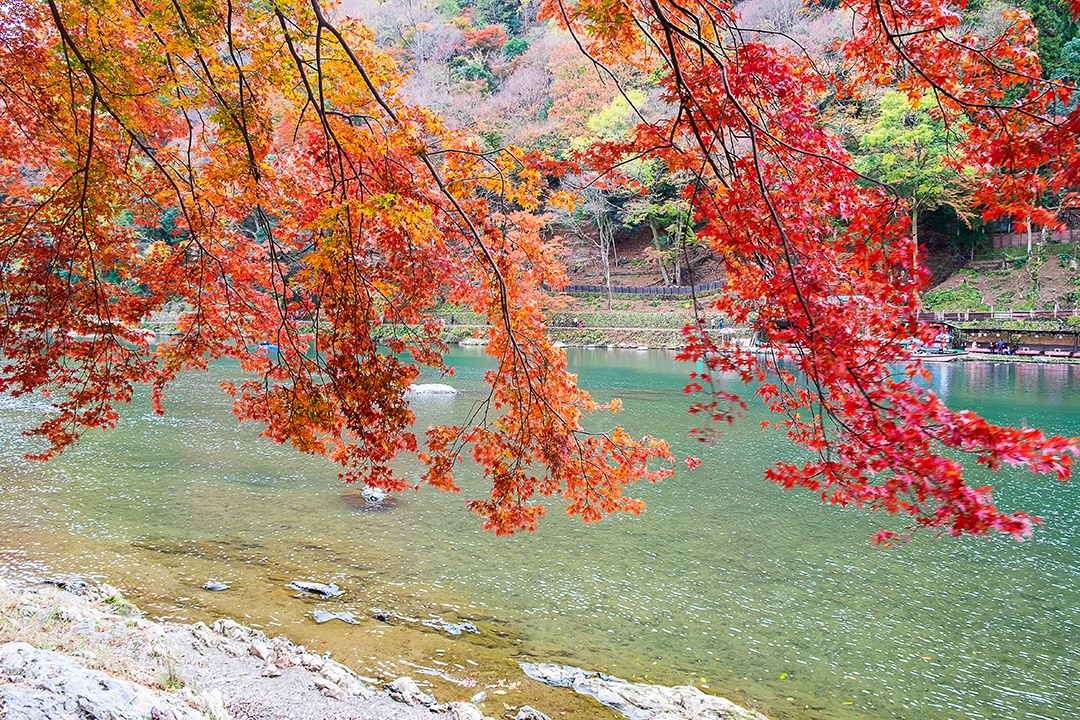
[0,349,1077,720]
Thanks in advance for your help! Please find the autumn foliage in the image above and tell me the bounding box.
[1,0,1078,539]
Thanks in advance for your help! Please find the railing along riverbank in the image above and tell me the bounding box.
[554,280,725,297]
[918,309,1080,323]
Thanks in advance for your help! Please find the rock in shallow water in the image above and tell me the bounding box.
[287,580,343,597]
[421,618,479,635]
[519,663,768,720]
[405,383,458,395]
[313,610,360,625]
[202,580,230,592]
[361,485,388,504]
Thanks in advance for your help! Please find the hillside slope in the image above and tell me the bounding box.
[923,244,1080,314]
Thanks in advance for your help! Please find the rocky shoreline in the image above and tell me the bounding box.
[0,578,768,720]
[0,578,524,720]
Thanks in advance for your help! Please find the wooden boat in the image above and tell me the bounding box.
[912,350,967,362]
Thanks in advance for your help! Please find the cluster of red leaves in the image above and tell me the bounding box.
[460,25,509,55]
[541,0,1080,540]
[841,0,1080,232]
[0,0,672,532]
[2,0,1077,539]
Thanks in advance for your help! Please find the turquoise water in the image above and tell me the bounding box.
[0,350,1077,719]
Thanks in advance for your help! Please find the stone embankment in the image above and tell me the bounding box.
[0,578,768,720]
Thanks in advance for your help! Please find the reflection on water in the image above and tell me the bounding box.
[0,352,1077,720]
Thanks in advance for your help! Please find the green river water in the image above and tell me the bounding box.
[0,349,1076,720]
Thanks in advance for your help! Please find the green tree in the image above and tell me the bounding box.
[474,0,522,34]
[569,89,648,150]
[1021,0,1080,78]
[503,37,528,59]
[1054,36,1080,111]
[855,91,974,261]
[619,161,693,286]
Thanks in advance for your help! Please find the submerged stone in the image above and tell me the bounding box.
[421,618,479,636]
[287,580,343,598]
[313,610,360,625]
[520,663,767,720]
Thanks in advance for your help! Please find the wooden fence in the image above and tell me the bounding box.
[918,309,1080,323]
[557,280,726,297]
[991,228,1078,249]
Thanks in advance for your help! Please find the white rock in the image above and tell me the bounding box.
[212,618,268,643]
[179,688,229,720]
[520,663,768,720]
[319,659,375,698]
[361,486,388,504]
[190,622,241,657]
[300,653,326,672]
[514,707,552,720]
[405,383,458,395]
[387,676,436,706]
[313,675,347,700]
[0,642,209,720]
[438,700,487,720]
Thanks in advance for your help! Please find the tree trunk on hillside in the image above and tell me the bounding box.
[650,223,672,285]
[911,203,919,267]
[599,218,613,310]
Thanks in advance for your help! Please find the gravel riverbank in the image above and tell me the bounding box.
[0,579,517,720]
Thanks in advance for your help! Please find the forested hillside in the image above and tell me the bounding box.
[339,0,1079,295]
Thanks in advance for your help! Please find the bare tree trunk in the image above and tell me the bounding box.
[650,223,671,285]
[911,204,919,268]
[673,213,689,286]
[599,218,613,310]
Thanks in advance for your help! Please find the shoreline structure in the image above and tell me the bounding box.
[143,299,1080,361]
[148,319,1080,364]
[0,577,767,720]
